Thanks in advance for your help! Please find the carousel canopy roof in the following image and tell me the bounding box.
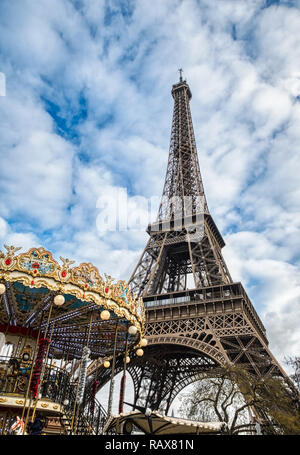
[0,245,145,359]
[104,410,227,435]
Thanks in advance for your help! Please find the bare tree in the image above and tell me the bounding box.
[179,364,300,435]
[285,356,300,391]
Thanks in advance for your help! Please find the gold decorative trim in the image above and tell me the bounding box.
[0,398,7,403]
[0,245,145,334]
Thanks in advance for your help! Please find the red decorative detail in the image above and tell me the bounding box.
[5,258,11,266]
[30,338,50,399]
[85,284,88,288]
[34,270,38,274]
[31,281,34,285]
[61,270,67,278]
[82,294,85,299]
[105,287,109,293]
[32,262,40,269]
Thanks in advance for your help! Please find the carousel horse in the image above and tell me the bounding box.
[10,416,27,435]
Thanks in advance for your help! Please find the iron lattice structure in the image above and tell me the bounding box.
[92,76,292,420]
[129,77,232,296]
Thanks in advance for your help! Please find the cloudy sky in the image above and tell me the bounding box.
[1,0,300,410]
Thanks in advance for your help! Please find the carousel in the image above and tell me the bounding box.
[0,245,146,435]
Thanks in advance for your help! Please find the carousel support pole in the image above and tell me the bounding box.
[74,312,93,434]
[43,298,55,340]
[70,361,81,432]
[61,336,71,405]
[73,312,93,435]
[70,354,82,433]
[20,311,45,428]
[107,321,119,418]
[118,331,129,415]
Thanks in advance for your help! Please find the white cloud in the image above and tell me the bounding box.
[0,91,74,229]
[0,217,8,239]
[0,217,39,252]
[254,4,300,85]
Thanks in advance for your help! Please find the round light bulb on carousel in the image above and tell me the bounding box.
[0,283,6,295]
[100,309,110,320]
[103,360,110,368]
[125,356,130,364]
[128,325,137,335]
[54,294,65,306]
[63,399,69,406]
[140,338,148,347]
[136,348,144,357]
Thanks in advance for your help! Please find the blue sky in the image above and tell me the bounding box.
[1,0,300,405]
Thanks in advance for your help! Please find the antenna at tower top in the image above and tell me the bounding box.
[178,68,183,82]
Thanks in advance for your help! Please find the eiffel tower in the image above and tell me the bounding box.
[125,71,290,413]
[89,72,291,419]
